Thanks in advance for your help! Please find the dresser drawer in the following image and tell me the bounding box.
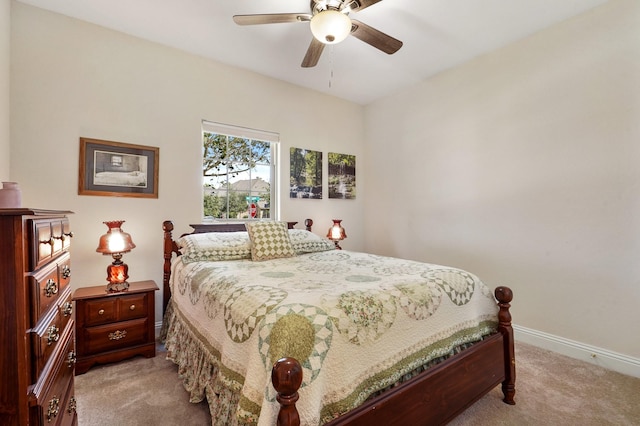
[29,217,72,271]
[29,322,75,425]
[82,291,149,326]
[56,379,77,426]
[80,318,150,356]
[30,286,74,380]
[29,252,72,327]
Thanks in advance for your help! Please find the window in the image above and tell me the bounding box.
[110,155,123,167]
[202,121,279,220]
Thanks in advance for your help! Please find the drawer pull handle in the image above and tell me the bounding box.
[67,350,77,368]
[40,237,55,247]
[61,264,71,279]
[98,309,105,315]
[109,330,127,341]
[47,396,60,422]
[58,231,74,242]
[47,325,60,345]
[45,279,58,297]
[129,304,136,311]
[67,396,77,414]
[62,302,73,317]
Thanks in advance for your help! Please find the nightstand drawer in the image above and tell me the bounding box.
[80,318,150,356]
[83,297,118,326]
[82,292,148,326]
[117,292,149,322]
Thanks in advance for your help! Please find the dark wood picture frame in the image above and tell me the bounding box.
[79,137,159,198]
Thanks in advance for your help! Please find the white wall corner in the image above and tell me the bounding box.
[155,321,163,339]
[514,324,640,378]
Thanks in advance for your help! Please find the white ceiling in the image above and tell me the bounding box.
[16,0,609,105]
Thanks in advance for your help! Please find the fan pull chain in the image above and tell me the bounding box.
[329,46,334,89]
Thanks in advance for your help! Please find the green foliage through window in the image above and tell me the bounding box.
[203,131,274,220]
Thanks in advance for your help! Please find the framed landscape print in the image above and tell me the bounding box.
[290,147,323,199]
[328,152,356,199]
[79,137,159,198]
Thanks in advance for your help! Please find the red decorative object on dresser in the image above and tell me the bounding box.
[73,280,158,375]
[0,208,77,426]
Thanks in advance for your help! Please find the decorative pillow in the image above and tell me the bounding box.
[288,229,335,254]
[245,221,296,261]
[178,231,251,264]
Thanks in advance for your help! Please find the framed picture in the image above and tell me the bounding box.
[78,137,159,198]
[289,147,323,199]
[328,152,356,199]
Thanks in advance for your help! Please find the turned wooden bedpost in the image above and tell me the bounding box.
[304,219,313,231]
[495,286,516,405]
[162,220,175,314]
[272,357,303,426]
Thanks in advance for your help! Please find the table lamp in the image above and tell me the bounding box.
[96,220,136,292]
[327,219,347,249]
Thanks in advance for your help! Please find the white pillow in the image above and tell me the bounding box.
[288,229,335,254]
[178,231,251,263]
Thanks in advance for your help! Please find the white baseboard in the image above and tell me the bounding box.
[155,321,163,338]
[514,324,640,378]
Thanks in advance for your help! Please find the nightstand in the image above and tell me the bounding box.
[73,280,159,375]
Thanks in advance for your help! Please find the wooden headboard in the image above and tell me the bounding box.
[162,219,313,313]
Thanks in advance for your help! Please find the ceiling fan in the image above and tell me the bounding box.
[233,0,403,68]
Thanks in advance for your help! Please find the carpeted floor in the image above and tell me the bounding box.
[75,341,640,425]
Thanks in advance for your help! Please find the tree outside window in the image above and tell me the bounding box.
[203,131,274,220]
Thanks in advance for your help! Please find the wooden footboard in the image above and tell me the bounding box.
[272,287,516,426]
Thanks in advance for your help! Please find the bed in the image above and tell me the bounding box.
[161,219,515,426]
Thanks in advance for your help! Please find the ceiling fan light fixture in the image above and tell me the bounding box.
[310,10,351,44]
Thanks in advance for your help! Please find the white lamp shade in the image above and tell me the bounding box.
[310,10,352,44]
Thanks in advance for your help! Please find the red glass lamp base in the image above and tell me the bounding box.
[105,260,130,293]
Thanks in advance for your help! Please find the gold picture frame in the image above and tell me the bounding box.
[79,137,159,198]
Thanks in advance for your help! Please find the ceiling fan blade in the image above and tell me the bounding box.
[233,13,311,26]
[301,38,325,68]
[350,19,403,54]
[347,0,383,12]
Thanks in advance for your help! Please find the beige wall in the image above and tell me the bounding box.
[0,0,9,179]
[364,0,640,360]
[10,2,365,321]
[10,0,639,371]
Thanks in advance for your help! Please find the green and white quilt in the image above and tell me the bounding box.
[163,248,499,426]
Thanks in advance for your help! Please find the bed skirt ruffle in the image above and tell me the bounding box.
[161,300,253,425]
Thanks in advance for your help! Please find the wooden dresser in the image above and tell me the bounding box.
[0,209,77,426]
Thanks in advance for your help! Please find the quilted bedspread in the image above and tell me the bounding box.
[163,250,499,425]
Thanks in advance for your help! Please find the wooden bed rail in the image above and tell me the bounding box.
[271,286,516,426]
